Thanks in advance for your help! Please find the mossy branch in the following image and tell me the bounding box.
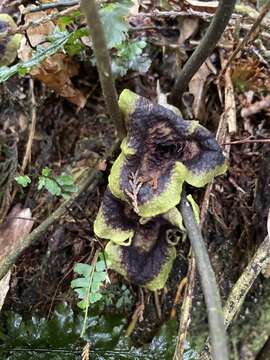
[180,194,228,360]
[169,0,236,107]
[80,0,126,140]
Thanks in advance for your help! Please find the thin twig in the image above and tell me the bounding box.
[180,193,228,360]
[21,78,37,173]
[170,0,236,106]
[173,254,196,360]
[224,138,270,145]
[170,276,187,319]
[80,0,126,140]
[219,0,270,78]
[154,291,162,320]
[0,5,81,37]
[24,0,79,13]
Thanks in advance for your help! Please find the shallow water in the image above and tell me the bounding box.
[0,302,197,360]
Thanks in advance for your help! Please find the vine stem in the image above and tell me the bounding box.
[169,0,236,107]
[180,194,228,360]
[80,0,126,140]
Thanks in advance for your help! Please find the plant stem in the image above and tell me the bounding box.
[180,194,228,360]
[169,0,236,107]
[80,0,126,140]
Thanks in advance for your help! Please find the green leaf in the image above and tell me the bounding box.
[112,40,151,77]
[15,175,31,188]
[74,263,92,278]
[37,176,46,191]
[70,277,89,289]
[64,27,89,56]
[41,167,51,177]
[95,259,106,272]
[57,11,81,30]
[44,178,62,196]
[89,293,102,304]
[100,2,131,49]
[74,288,87,299]
[56,174,75,186]
[77,299,87,309]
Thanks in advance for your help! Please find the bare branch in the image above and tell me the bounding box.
[80,0,126,140]
[180,194,228,360]
[170,0,236,107]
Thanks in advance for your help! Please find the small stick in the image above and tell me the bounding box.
[21,78,37,173]
[170,276,187,319]
[170,0,236,106]
[224,138,270,145]
[24,0,79,13]
[154,291,162,320]
[180,194,229,360]
[80,0,126,141]
[173,255,196,360]
[219,0,270,78]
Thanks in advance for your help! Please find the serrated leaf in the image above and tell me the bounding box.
[112,40,151,77]
[15,175,31,188]
[89,292,102,304]
[100,2,131,49]
[74,263,92,278]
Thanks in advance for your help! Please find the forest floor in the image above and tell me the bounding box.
[0,1,270,359]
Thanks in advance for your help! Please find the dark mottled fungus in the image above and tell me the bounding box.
[94,90,227,290]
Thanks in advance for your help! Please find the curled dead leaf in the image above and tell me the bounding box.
[18,9,86,109]
[188,61,211,120]
[0,205,34,310]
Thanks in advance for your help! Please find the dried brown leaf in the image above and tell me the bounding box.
[24,11,55,47]
[0,205,34,268]
[224,69,237,134]
[188,62,211,120]
[0,271,10,311]
[18,10,86,109]
[178,17,199,45]
[0,205,34,310]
